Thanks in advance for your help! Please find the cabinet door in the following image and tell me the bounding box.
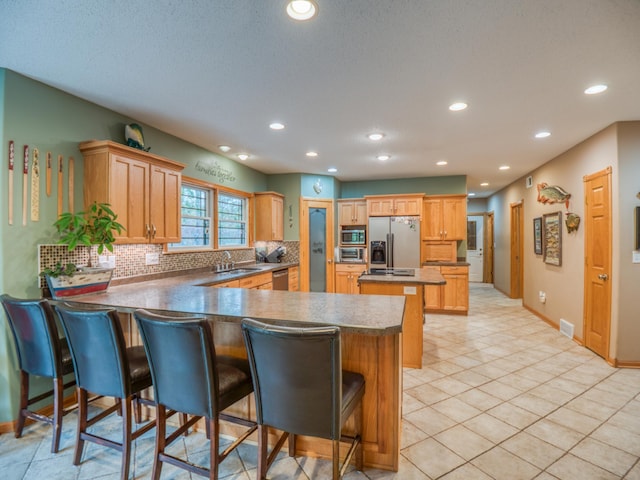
[368,198,394,216]
[422,198,443,240]
[442,274,469,311]
[353,201,367,224]
[338,202,355,225]
[255,193,284,241]
[288,266,299,291]
[335,270,352,294]
[149,166,181,243]
[110,155,149,243]
[272,195,284,241]
[424,284,442,310]
[442,197,466,240]
[395,197,421,216]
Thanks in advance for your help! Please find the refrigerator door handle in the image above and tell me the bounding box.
[387,232,394,267]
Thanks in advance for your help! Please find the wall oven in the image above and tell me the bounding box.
[337,247,367,263]
[340,228,366,246]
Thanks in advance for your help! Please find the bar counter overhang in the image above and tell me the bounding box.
[61,270,407,471]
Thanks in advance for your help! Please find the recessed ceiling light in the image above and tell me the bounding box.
[499,165,510,170]
[377,155,390,161]
[286,0,318,21]
[436,160,448,166]
[584,84,608,95]
[480,182,489,187]
[306,151,318,157]
[269,122,285,130]
[327,167,337,173]
[468,192,476,197]
[237,153,249,161]
[535,131,551,139]
[219,145,231,152]
[367,132,384,141]
[449,102,468,111]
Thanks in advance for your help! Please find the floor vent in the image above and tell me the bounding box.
[559,319,574,339]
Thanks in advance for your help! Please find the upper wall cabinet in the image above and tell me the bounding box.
[366,194,423,217]
[254,191,284,241]
[422,195,467,241]
[338,199,367,226]
[79,140,185,244]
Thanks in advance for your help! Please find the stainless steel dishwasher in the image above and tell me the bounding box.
[272,268,289,290]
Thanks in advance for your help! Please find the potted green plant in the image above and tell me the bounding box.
[41,202,125,299]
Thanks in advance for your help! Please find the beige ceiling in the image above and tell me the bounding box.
[2,0,639,197]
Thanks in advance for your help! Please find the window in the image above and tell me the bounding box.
[467,220,477,251]
[169,184,212,250]
[218,192,247,247]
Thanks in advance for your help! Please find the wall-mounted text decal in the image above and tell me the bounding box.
[195,160,236,184]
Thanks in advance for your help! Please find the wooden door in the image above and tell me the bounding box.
[467,214,484,282]
[422,198,442,240]
[510,201,523,299]
[110,155,149,243]
[584,167,612,360]
[442,197,467,240]
[484,212,494,284]
[149,166,181,243]
[299,198,335,292]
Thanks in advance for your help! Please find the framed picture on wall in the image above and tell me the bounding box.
[543,211,562,266]
[636,206,640,250]
[533,217,543,255]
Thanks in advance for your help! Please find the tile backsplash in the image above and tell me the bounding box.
[38,241,300,289]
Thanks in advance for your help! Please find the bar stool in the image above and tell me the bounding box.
[133,309,257,480]
[241,318,365,480]
[55,303,155,480]
[0,294,76,453]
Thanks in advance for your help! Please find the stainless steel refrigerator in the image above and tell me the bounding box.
[368,216,421,268]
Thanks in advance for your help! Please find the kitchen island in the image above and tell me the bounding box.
[359,267,446,369]
[63,269,406,471]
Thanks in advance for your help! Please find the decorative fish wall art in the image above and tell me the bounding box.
[536,183,571,209]
[565,212,580,233]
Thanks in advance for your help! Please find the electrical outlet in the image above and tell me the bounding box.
[98,255,116,269]
[145,253,160,265]
[539,291,546,304]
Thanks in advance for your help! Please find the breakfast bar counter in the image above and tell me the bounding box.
[64,271,406,471]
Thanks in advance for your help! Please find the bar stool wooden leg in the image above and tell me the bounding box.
[51,376,64,453]
[15,371,29,439]
[257,425,269,480]
[74,388,87,466]
[332,439,340,480]
[152,404,166,480]
[121,396,133,480]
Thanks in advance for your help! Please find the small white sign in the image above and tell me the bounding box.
[633,251,640,264]
[403,286,417,295]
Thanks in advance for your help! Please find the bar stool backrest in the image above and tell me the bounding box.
[55,304,130,399]
[1,295,62,378]
[241,318,342,440]
[134,310,218,418]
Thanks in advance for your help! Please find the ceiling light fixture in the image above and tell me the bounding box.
[377,155,390,161]
[237,153,249,161]
[480,182,489,187]
[269,122,285,130]
[219,145,231,152]
[535,131,551,138]
[584,84,608,95]
[286,0,318,21]
[436,160,448,166]
[306,151,318,157]
[327,167,337,173]
[449,102,468,111]
[367,132,384,141]
[468,192,476,197]
[499,165,510,170]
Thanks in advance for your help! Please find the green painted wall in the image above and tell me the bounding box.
[267,173,302,241]
[341,175,466,197]
[0,69,267,423]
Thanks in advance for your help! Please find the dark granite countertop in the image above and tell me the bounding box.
[64,263,406,336]
[359,267,446,285]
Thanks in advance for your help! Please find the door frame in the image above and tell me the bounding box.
[510,201,524,299]
[485,212,495,284]
[466,214,485,282]
[299,197,335,292]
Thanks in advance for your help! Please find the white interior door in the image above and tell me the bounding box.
[467,215,484,282]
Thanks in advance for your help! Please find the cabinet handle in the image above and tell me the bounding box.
[146,224,151,238]
[443,230,447,238]
[152,224,157,238]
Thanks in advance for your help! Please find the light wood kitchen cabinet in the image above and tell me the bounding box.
[422,195,467,241]
[338,199,367,225]
[254,192,284,241]
[288,266,299,291]
[423,265,469,314]
[238,272,272,289]
[366,194,423,217]
[212,279,240,288]
[335,264,367,294]
[80,140,184,244]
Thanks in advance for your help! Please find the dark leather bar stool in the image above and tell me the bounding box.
[55,303,154,480]
[0,294,76,453]
[134,309,257,480]
[241,318,365,480]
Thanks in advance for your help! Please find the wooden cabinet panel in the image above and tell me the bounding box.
[367,194,423,217]
[80,140,184,244]
[255,192,284,241]
[238,272,272,289]
[422,265,468,314]
[338,199,367,225]
[422,195,466,241]
[212,279,240,288]
[335,264,366,294]
[288,266,299,291]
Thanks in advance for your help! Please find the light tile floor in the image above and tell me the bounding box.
[2,283,640,479]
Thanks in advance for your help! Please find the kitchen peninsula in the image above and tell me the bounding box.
[359,267,446,369]
[63,268,406,471]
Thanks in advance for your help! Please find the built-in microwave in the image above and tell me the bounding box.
[337,247,367,263]
[340,228,366,246]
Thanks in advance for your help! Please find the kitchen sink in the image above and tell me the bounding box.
[213,267,262,275]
